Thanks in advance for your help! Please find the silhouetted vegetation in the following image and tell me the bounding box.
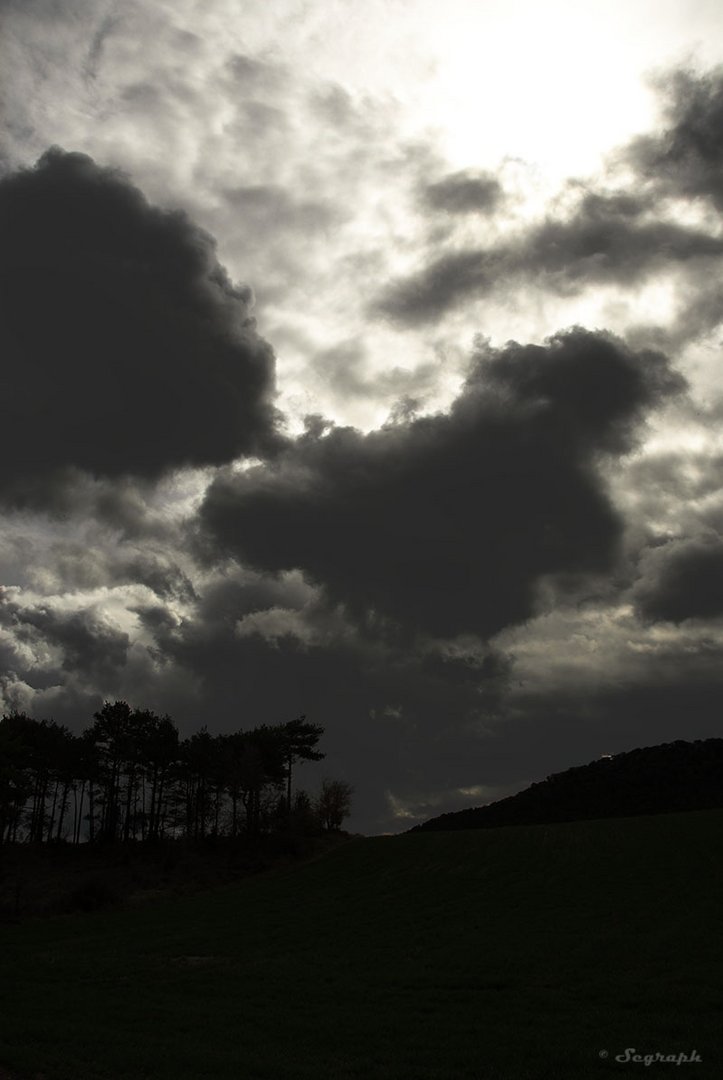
[413,738,723,831]
[317,777,354,831]
[0,704,350,848]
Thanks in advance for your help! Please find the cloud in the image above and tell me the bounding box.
[0,147,281,495]
[625,66,723,208]
[0,590,130,682]
[609,443,723,562]
[200,328,684,639]
[634,537,723,624]
[3,531,195,601]
[2,11,721,836]
[308,336,442,411]
[375,248,494,326]
[421,169,503,215]
[221,184,341,236]
[375,188,723,326]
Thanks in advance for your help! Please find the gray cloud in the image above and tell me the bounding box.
[37,543,197,602]
[0,147,282,496]
[618,447,723,549]
[625,67,723,208]
[375,189,723,325]
[200,328,684,639]
[375,248,493,326]
[308,337,442,409]
[222,184,341,236]
[0,593,130,681]
[421,169,503,215]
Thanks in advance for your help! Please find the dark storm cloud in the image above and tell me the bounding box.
[0,147,281,493]
[200,328,684,639]
[625,67,723,208]
[375,189,723,325]
[634,538,723,624]
[421,170,503,215]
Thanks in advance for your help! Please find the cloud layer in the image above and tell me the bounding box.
[2,0,723,833]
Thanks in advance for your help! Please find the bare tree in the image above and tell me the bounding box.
[316,779,354,831]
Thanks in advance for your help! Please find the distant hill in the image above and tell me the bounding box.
[412,738,723,831]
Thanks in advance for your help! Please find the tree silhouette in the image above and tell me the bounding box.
[89,700,134,843]
[280,716,325,814]
[316,778,354,831]
[0,704,332,845]
[142,713,178,842]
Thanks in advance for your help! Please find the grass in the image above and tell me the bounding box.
[0,833,340,920]
[1,810,722,1079]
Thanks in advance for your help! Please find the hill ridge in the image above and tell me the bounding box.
[412,736,723,831]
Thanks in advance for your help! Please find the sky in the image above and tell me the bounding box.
[1,0,723,834]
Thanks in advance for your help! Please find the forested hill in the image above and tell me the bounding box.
[412,738,723,832]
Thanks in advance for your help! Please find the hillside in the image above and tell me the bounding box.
[412,737,723,832]
[1,810,722,1079]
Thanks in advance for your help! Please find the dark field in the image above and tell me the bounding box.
[1,810,722,1079]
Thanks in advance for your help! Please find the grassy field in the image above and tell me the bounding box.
[1,810,722,1079]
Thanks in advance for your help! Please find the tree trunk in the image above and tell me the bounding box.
[74,781,85,845]
[55,781,70,841]
[88,781,95,843]
[155,774,166,842]
[148,765,158,842]
[123,767,134,843]
[46,780,59,843]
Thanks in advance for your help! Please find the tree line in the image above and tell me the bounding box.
[0,703,353,845]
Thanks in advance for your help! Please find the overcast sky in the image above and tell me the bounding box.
[2,0,723,833]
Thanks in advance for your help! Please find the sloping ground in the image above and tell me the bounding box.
[0,834,348,920]
[1,810,722,1080]
[413,738,723,831]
